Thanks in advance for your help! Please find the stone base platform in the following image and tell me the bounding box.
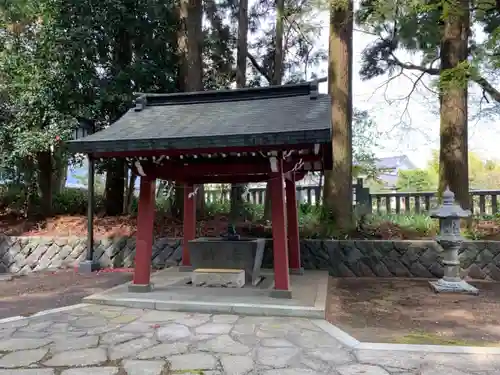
[192,268,245,288]
[429,278,480,295]
[83,268,328,318]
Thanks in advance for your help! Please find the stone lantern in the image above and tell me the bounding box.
[429,187,478,295]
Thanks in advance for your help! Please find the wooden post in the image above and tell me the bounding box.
[130,176,156,292]
[270,158,291,298]
[286,174,302,273]
[181,183,196,269]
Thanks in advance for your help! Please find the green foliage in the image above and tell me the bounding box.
[365,213,437,236]
[0,0,240,216]
[204,201,231,217]
[395,150,500,191]
[246,0,327,84]
[356,0,500,108]
[352,110,380,178]
[397,169,437,192]
[52,188,103,215]
[0,183,36,211]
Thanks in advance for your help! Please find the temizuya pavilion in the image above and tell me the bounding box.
[68,82,332,298]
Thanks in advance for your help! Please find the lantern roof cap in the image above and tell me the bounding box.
[429,187,472,218]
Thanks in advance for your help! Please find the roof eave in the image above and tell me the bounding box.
[67,129,331,154]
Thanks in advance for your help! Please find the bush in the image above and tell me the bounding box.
[364,213,437,235]
[205,200,230,216]
[53,188,104,215]
[0,183,34,211]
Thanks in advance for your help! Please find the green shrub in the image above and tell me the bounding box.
[53,188,104,215]
[204,200,230,216]
[0,183,33,211]
[244,202,264,221]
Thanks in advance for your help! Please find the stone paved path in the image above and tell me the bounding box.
[0,305,499,374]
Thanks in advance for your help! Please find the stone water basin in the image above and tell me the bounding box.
[188,237,265,286]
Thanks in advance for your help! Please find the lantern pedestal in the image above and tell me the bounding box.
[429,279,479,295]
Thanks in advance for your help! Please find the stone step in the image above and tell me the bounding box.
[192,268,245,288]
[193,268,243,273]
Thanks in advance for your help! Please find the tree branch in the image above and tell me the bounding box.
[388,53,500,104]
[389,54,439,75]
[472,75,500,103]
[247,52,272,84]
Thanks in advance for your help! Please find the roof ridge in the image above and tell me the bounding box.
[133,82,316,109]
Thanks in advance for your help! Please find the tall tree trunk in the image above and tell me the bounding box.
[104,26,132,216]
[230,0,249,221]
[36,151,52,216]
[52,151,67,195]
[322,0,354,230]
[23,157,38,218]
[173,0,205,218]
[124,168,136,214]
[104,159,126,216]
[273,0,284,85]
[172,1,189,219]
[187,0,205,217]
[438,0,470,210]
[262,0,285,221]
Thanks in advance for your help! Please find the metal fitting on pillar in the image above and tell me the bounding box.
[429,187,478,295]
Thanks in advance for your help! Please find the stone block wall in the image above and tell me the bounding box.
[0,235,182,274]
[263,240,500,280]
[1,234,500,280]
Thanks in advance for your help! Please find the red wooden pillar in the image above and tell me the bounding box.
[181,183,196,269]
[130,176,156,292]
[285,174,302,273]
[270,158,291,298]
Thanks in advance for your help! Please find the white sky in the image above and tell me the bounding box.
[314,10,500,169]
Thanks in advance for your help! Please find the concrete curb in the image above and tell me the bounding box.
[0,303,90,324]
[0,315,26,325]
[84,294,326,319]
[313,319,500,355]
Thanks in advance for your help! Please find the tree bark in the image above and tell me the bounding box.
[104,159,126,216]
[273,0,284,86]
[51,151,67,195]
[104,26,132,216]
[36,151,52,216]
[230,0,249,220]
[262,0,285,221]
[124,169,136,214]
[172,0,204,218]
[438,0,470,210]
[187,0,204,216]
[322,0,354,230]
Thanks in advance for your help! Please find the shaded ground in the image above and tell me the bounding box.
[327,277,500,346]
[0,269,132,318]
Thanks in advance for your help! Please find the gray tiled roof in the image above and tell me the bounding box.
[375,155,416,170]
[68,83,331,154]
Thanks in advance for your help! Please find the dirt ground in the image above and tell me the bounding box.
[0,269,132,319]
[3,212,500,241]
[327,277,500,346]
[0,212,272,239]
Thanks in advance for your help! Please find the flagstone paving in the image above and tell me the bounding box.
[0,305,499,374]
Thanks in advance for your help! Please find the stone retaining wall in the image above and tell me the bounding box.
[1,235,499,280]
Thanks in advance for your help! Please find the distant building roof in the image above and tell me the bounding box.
[68,83,331,154]
[378,173,399,188]
[375,155,416,170]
